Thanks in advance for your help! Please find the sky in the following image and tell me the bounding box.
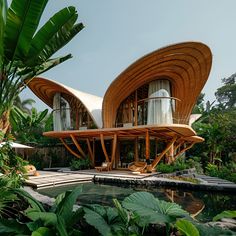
[21,0,236,110]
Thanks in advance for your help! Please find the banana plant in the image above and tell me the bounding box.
[0,0,84,134]
[10,106,49,143]
[0,186,84,235]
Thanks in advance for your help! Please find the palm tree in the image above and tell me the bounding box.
[14,96,35,114]
[0,0,84,134]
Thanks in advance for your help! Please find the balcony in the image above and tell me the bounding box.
[52,108,96,131]
[116,97,189,127]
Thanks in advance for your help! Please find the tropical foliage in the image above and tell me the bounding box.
[70,157,91,171]
[10,106,49,143]
[0,185,235,236]
[0,0,84,134]
[187,74,236,182]
[0,131,27,187]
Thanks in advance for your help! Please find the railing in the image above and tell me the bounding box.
[52,108,96,131]
[116,97,190,127]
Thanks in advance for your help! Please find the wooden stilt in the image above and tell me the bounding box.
[151,136,177,168]
[110,134,117,167]
[100,134,110,162]
[145,130,150,163]
[134,137,139,162]
[86,138,94,165]
[173,140,185,154]
[70,134,86,158]
[115,140,120,168]
[60,138,82,159]
[92,138,95,165]
[134,90,138,126]
[173,142,195,160]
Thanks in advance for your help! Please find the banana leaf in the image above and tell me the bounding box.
[0,0,7,65]
[26,6,83,66]
[4,0,49,61]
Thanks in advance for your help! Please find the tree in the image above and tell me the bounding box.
[0,0,84,134]
[190,75,236,164]
[192,93,205,114]
[13,96,35,114]
[215,73,236,109]
[10,106,49,143]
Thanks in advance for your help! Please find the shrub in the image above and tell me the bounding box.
[206,162,236,183]
[186,156,203,173]
[157,162,176,173]
[70,158,91,170]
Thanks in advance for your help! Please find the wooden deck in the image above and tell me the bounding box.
[25,171,93,188]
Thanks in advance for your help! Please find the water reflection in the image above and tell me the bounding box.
[38,182,236,222]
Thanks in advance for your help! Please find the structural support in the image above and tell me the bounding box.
[115,140,120,168]
[134,137,139,162]
[100,134,110,162]
[134,90,138,126]
[173,142,195,160]
[110,134,117,166]
[145,130,150,162]
[86,138,94,165]
[60,138,82,159]
[70,134,86,158]
[151,136,177,168]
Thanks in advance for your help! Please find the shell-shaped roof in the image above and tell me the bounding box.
[27,77,103,128]
[102,41,212,128]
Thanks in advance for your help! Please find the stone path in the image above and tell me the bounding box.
[194,174,235,185]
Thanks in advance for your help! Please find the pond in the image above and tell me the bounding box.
[37,182,236,222]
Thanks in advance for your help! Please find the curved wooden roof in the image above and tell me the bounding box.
[102,42,212,128]
[27,77,103,128]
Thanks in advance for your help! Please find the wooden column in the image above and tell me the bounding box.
[152,136,177,168]
[100,134,110,162]
[92,138,95,165]
[111,134,117,167]
[168,144,174,164]
[60,138,81,159]
[70,134,86,158]
[173,142,195,160]
[86,138,94,166]
[134,90,138,126]
[145,130,150,163]
[134,137,139,162]
[115,140,120,168]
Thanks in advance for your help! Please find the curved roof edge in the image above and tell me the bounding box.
[27,77,103,128]
[102,41,212,128]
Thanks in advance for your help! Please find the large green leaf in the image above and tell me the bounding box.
[175,219,199,236]
[31,227,54,236]
[26,211,57,227]
[194,222,235,236]
[57,216,68,236]
[20,54,72,81]
[213,210,236,222]
[4,0,48,60]
[122,192,188,225]
[55,186,82,225]
[113,198,130,226]
[13,188,45,212]
[0,0,7,64]
[0,218,29,234]
[26,6,83,66]
[83,207,113,236]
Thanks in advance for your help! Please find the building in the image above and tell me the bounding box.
[28,42,212,171]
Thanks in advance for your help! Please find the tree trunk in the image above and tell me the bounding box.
[0,110,10,135]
